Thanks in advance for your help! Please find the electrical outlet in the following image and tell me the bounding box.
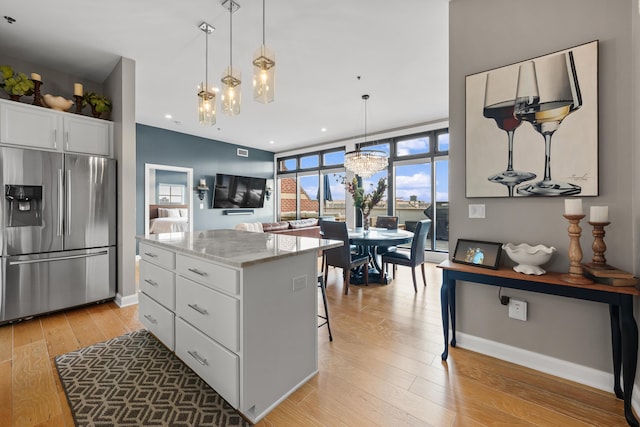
[508,299,527,321]
[292,275,307,292]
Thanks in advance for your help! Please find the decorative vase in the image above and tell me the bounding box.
[362,211,370,232]
[9,94,21,102]
[90,105,101,118]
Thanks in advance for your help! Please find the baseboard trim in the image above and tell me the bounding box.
[115,292,138,307]
[455,332,614,392]
[458,332,640,417]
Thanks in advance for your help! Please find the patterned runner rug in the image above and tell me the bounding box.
[55,329,250,426]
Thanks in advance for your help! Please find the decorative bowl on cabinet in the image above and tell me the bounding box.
[42,94,74,111]
[502,243,556,275]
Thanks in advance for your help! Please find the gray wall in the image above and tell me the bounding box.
[136,124,275,235]
[0,54,104,106]
[450,0,636,373]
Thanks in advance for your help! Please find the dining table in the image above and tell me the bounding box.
[348,227,414,284]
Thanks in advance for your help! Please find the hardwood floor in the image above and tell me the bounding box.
[0,263,630,426]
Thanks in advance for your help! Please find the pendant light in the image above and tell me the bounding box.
[197,22,216,125]
[252,0,275,103]
[221,0,241,116]
[344,94,388,178]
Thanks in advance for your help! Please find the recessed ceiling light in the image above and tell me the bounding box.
[165,114,172,119]
[321,128,327,132]
[269,140,275,144]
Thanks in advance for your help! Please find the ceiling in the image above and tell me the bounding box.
[0,0,449,154]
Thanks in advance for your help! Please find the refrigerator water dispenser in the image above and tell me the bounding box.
[5,185,43,227]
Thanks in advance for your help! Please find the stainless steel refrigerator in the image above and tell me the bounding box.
[0,147,116,323]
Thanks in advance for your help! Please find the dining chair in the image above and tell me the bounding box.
[375,216,399,255]
[321,221,369,295]
[375,216,398,230]
[381,219,431,292]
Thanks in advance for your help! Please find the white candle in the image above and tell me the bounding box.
[564,198,583,215]
[199,178,206,186]
[590,206,609,223]
[31,73,41,81]
[73,83,83,96]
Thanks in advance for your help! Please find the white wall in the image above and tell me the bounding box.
[450,0,635,379]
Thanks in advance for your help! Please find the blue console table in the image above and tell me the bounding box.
[439,260,639,426]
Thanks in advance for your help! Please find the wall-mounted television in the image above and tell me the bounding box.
[212,173,267,209]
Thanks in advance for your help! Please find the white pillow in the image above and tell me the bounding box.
[234,222,263,232]
[158,208,180,217]
[179,208,188,217]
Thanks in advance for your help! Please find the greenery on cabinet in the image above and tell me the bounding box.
[0,65,35,97]
[83,92,112,117]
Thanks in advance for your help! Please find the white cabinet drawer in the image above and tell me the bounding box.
[176,276,239,352]
[139,261,175,310]
[139,292,175,351]
[140,242,175,269]
[175,318,239,408]
[176,254,239,295]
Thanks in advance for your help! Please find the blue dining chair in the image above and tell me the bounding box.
[375,216,399,255]
[321,221,370,295]
[381,219,431,292]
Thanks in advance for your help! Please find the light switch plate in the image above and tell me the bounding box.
[469,204,486,218]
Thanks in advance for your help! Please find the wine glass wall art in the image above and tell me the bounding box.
[465,41,598,198]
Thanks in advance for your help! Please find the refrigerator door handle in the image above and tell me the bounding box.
[58,169,64,236]
[66,169,72,235]
[8,250,109,266]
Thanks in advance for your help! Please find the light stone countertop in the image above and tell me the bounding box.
[136,229,342,268]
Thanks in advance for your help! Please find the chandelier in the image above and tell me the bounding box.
[197,22,216,125]
[344,94,388,178]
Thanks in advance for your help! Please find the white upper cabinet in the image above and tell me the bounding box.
[63,114,112,157]
[0,99,113,157]
[0,100,60,150]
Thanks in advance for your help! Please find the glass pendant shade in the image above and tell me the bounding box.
[253,45,275,103]
[221,67,241,116]
[344,150,388,178]
[198,84,216,125]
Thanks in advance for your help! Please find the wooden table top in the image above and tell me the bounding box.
[438,260,640,296]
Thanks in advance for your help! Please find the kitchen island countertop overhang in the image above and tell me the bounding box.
[137,228,343,268]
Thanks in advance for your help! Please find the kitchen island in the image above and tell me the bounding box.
[136,229,341,423]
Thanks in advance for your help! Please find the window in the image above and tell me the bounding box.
[157,184,185,204]
[276,128,449,252]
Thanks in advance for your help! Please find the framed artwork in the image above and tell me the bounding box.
[465,40,598,198]
[452,239,503,270]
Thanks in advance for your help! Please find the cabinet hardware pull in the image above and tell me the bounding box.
[144,279,158,287]
[188,350,208,366]
[144,252,158,258]
[187,303,209,315]
[143,314,157,324]
[188,268,208,276]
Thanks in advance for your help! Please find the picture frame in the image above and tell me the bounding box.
[465,40,598,198]
[452,239,503,270]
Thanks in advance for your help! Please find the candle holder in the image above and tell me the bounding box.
[74,95,84,114]
[32,80,43,106]
[584,221,612,270]
[560,214,593,285]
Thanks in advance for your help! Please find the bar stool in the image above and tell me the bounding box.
[317,272,333,341]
